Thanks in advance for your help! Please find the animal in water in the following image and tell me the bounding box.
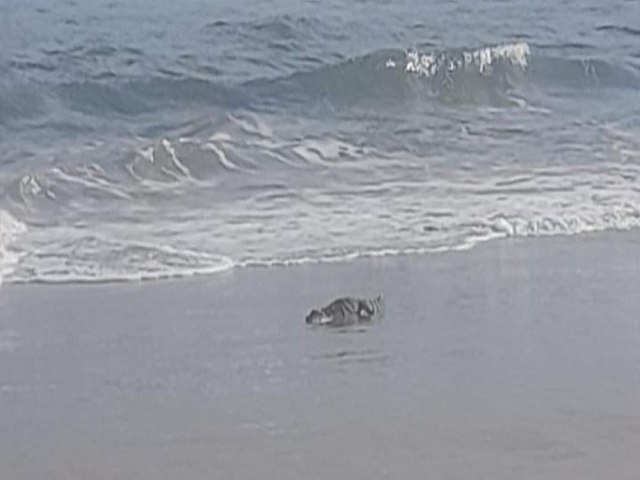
[305,295,384,327]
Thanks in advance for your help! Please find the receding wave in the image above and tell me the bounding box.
[8,236,234,284]
[9,202,640,285]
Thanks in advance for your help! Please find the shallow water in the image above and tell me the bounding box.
[1,0,640,284]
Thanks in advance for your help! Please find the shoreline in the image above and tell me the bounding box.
[2,228,639,292]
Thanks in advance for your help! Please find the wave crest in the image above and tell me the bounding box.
[3,40,639,129]
[403,42,531,78]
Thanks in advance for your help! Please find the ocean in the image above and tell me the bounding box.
[1,0,639,285]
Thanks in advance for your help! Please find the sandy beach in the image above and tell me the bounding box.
[1,232,639,479]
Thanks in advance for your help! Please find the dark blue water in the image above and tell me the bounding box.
[1,0,639,284]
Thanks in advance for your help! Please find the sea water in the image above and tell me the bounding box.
[1,0,639,284]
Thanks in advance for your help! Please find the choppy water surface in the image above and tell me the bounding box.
[1,0,639,284]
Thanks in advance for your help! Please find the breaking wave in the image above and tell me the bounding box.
[271,41,639,107]
[2,41,639,129]
[252,42,532,107]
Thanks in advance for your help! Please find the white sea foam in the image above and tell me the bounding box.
[0,210,27,287]
[203,141,242,171]
[228,113,273,139]
[162,139,193,178]
[406,52,438,77]
[405,42,531,78]
[52,167,131,200]
[9,236,235,284]
[19,174,42,197]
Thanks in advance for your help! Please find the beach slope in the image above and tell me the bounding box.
[1,233,639,479]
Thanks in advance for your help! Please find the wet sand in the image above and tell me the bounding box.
[1,233,639,479]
